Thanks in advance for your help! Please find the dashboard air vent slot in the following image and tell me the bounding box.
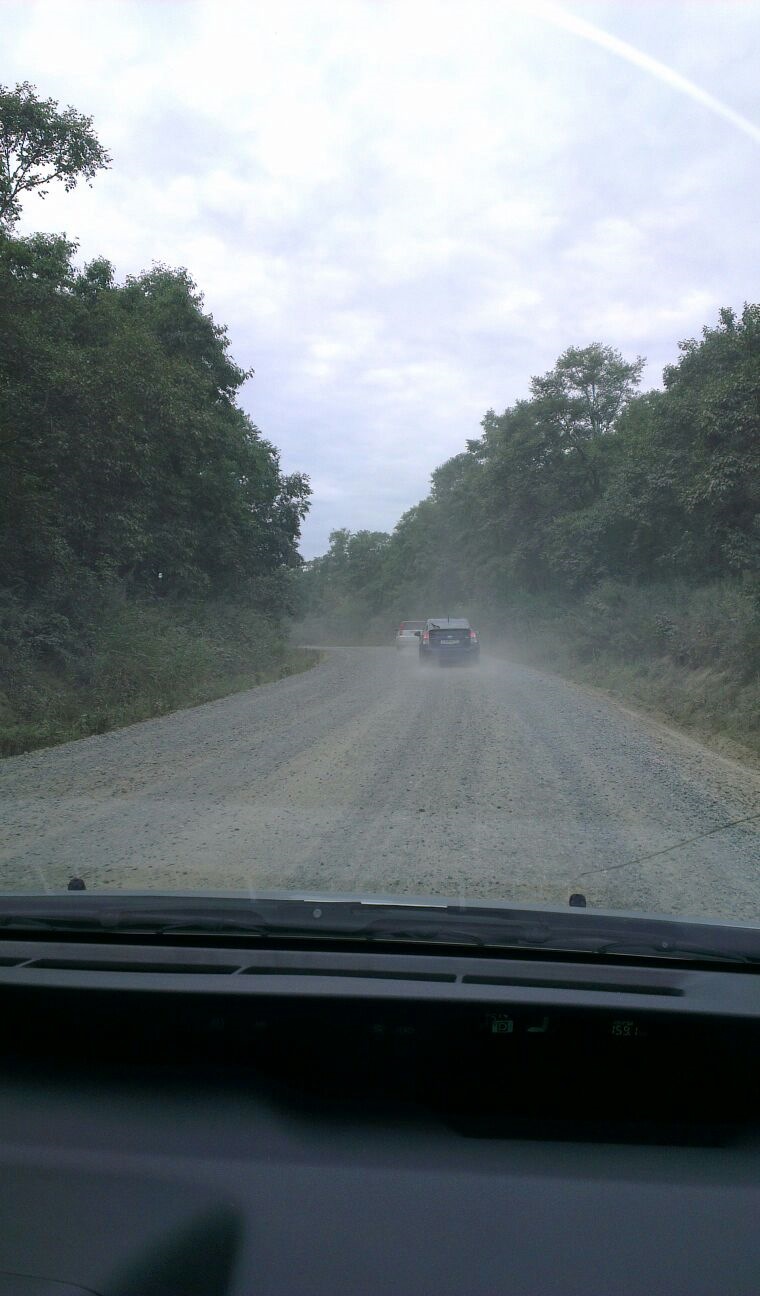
[462,975,683,996]
[27,958,241,975]
[240,966,457,983]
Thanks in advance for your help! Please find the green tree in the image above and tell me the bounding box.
[529,343,644,502]
[0,81,110,227]
[0,231,310,669]
[658,305,760,575]
[301,312,759,642]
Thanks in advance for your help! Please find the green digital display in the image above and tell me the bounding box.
[611,1019,646,1038]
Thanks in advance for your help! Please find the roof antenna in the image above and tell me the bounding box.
[67,877,86,891]
[568,892,587,908]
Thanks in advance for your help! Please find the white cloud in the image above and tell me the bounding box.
[3,0,759,554]
[581,290,718,346]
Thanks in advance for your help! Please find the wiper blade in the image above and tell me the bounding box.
[2,893,760,966]
[577,810,760,880]
[0,897,491,944]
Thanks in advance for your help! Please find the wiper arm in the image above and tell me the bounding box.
[0,897,490,944]
[576,809,760,880]
[2,894,760,966]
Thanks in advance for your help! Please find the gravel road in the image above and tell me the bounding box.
[1,648,759,921]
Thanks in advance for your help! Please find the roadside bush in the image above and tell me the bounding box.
[480,577,760,758]
[0,595,314,756]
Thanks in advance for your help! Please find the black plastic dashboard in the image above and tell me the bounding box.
[1,936,760,1294]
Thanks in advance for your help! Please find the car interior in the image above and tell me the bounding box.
[1,918,760,1294]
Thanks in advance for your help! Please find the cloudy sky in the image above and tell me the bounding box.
[4,0,759,555]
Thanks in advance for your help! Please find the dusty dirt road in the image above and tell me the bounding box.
[1,648,759,921]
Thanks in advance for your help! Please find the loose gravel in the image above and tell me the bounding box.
[1,648,759,921]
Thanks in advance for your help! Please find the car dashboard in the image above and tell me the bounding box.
[1,935,760,1294]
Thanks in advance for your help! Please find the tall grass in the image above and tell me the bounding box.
[483,579,760,760]
[0,598,318,756]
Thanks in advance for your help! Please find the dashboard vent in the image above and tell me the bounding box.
[462,974,682,996]
[27,958,241,975]
[240,966,457,983]
[21,958,456,982]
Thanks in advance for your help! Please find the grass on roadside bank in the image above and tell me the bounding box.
[0,598,320,757]
[485,579,760,764]
[569,657,760,764]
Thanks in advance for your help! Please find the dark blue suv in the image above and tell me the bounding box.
[419,618,480,666]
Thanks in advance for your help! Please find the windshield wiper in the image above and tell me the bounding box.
[576,809,760,880]
[1,893,760,966]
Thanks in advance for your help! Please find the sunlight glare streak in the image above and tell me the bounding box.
[533,0,760,145]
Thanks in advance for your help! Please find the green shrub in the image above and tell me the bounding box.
[482,578,760,758]
[0,595,317,756]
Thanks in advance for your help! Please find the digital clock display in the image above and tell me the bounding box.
[611,1019,645,1038]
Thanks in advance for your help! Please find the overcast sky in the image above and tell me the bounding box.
[4,0,759,555]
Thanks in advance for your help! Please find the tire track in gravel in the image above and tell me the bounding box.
[1,647,758,921]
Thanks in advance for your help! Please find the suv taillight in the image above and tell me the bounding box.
[470,630,478,641]
[422,631,429,643]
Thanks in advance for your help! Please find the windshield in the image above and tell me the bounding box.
[1,1,759,950]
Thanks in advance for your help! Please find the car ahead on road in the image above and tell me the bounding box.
[419,617,480,665]
[395,620,426,650]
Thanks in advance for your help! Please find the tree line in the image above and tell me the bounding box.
[301,316,760,638]
[0,82,310,685]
